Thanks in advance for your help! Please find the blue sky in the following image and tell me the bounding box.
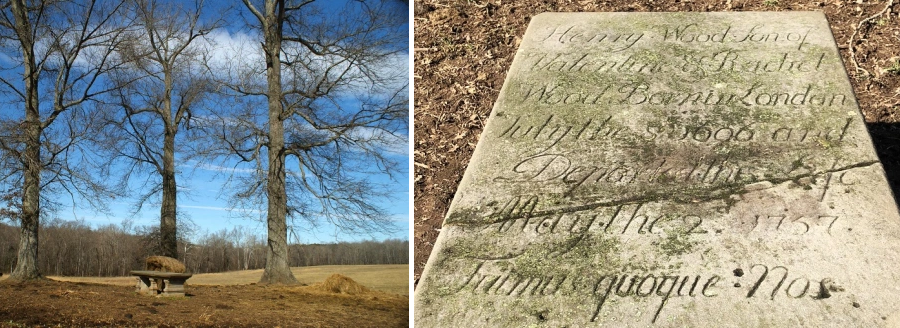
[0,0,411,244]
[57,152,410,243]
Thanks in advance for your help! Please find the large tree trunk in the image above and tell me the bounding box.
[260,127,295,284]
[12,121,42,280]
[258,0,297,285]
[159,70,179,259]
[160,125,178,258]
[9,0,42,281]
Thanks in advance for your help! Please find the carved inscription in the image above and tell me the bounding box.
[524,53,664,73]
[679,51,826,76]
[452,260,723,324]
[750,214,839,235]
[497,154,759,190]
[419,13,888,327]
[486,202,710,236]
[537,25,644,51]
[470,196,849,239]
[745,264,836,300]
[498,115,853,148]
[535,23,812,50]
[523,51,826,75]
[662,24,811,50]
[447,260,836,324]
[517,82,848,108]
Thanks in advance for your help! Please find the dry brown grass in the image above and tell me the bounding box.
[144,255,185,273]
[44,264,409,295]
[314,273,371,295]
[0,272,409,327]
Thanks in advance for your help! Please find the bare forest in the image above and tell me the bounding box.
[0,220,408,277]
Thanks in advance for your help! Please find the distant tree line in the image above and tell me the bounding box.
[0,221,407,277]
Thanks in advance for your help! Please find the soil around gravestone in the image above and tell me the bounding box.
[413,0,900,285]
[0,278,407,327]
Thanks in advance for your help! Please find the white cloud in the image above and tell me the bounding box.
[387,214,409,223]
[203,30,265,74]
[195,162,258,174]
[203,30,408,97]
[182,160,258,175]
[348,126,408,156]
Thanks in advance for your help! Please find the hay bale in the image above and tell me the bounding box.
[145,255,186,273]
[319,274,370,295]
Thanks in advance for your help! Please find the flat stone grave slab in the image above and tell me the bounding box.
[415,12,900,327]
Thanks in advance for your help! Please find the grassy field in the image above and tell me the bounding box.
[2,264,409,295]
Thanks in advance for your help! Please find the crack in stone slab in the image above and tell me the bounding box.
[447,160,881,227]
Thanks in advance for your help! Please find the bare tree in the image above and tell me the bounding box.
[0,0,130,280]
[95,0,219,259]
[210,0,408,284]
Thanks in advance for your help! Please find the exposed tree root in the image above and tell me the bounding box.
[848,0,896,78]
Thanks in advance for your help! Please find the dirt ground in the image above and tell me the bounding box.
[50,264,410,296]
[413,0,900,284]
[0,267,408,327]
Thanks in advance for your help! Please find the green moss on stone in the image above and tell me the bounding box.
[656,227,698,257]
[511,234,621,278]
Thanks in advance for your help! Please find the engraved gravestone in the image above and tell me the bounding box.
[415,12,900,327]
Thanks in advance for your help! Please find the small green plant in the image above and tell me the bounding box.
[763,0,779,6]
[887,60,900,75]
[5,320,27,328]
[816,137,835,150]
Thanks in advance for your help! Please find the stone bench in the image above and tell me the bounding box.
[131,270,192,297]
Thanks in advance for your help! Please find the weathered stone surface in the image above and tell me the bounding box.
[132,270,193,297]
[415,12,900,327]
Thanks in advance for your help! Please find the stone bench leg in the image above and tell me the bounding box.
[135,276,158,296]
[160,278,187,297]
